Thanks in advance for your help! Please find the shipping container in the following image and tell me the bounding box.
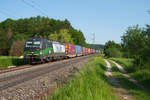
[82,47,86,55]
[65,43,76,57]
[91,48,94,54]
[93,49,95,53]
[85,48,88,55]
[87,48,91,54]
[52,41,65,53]
[90,48,92,54]
[75,45,82,56]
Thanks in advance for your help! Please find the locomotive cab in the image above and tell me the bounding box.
[24,38,53,64]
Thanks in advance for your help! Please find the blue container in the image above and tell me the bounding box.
[75,45,82,55]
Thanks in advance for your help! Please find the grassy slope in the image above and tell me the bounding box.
[0,56,27,68]
[50,56,118,100]
[110,61,150,100]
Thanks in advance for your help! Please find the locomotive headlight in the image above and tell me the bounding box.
[40,51,42,55]
[49,50,51,54]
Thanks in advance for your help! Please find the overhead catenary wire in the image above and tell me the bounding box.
[21,0,48,17]
[0,9,17,19]
[30,0,48,15]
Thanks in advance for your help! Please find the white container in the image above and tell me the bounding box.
[52,42,65,53]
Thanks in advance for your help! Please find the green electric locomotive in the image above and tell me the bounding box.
[24,38,66,64]
[24,38,53,64]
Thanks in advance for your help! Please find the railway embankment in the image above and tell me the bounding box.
[0,55,93,100]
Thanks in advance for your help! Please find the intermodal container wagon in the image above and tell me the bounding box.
[52,41,65,57]
[65,43,76,57]
[82,47,86,55]
[87,48,91,54]
[75,45,82,56]
[85,48,88,55]
[91,48,93,54]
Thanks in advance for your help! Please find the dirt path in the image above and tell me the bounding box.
[111,60,150,95]
[104,59,134,100]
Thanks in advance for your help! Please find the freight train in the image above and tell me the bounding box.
[24,38,100,64]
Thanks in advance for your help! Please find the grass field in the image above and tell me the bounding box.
[110,61,150,100]
[0,56,27,68]
[50,56,119,100]
[110,58,150,91]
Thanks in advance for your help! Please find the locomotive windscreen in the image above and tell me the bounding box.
[26,41,41,47]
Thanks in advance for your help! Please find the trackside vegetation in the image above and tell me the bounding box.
[50,57,118,100]
[110,61,150,100]
[104,23,150,96]
[0,56,27,68]
[110,58,150,90]
[104,25,150,83]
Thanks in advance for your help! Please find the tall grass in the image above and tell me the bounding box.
[130,69,150,89]
[0,56,27,68]
[50,57,118,100]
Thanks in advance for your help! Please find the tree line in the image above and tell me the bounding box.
[0,16,86,56]
[104,24,150,70]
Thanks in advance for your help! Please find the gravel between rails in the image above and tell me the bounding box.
[0,55,94,100]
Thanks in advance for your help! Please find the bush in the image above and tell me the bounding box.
[9,40,25,56]
[105,48,122,58]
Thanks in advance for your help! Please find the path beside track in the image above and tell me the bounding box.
[104,59,134,100]
[111,60,150,95]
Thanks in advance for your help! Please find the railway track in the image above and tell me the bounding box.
[0,65,32,74]
[0,55,92,74]
[0,55,94,91]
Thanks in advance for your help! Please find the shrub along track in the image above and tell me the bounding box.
[0,55,94,100]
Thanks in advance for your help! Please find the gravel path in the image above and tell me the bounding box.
[104,59,134,100]
[111,60,150,95]
[0,55,93,100]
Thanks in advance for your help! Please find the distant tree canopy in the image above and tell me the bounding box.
[0,16,86,56]
[104,40,122,57]
[89,44,104,51]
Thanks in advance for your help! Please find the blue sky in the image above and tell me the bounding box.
[0,0,150,44]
